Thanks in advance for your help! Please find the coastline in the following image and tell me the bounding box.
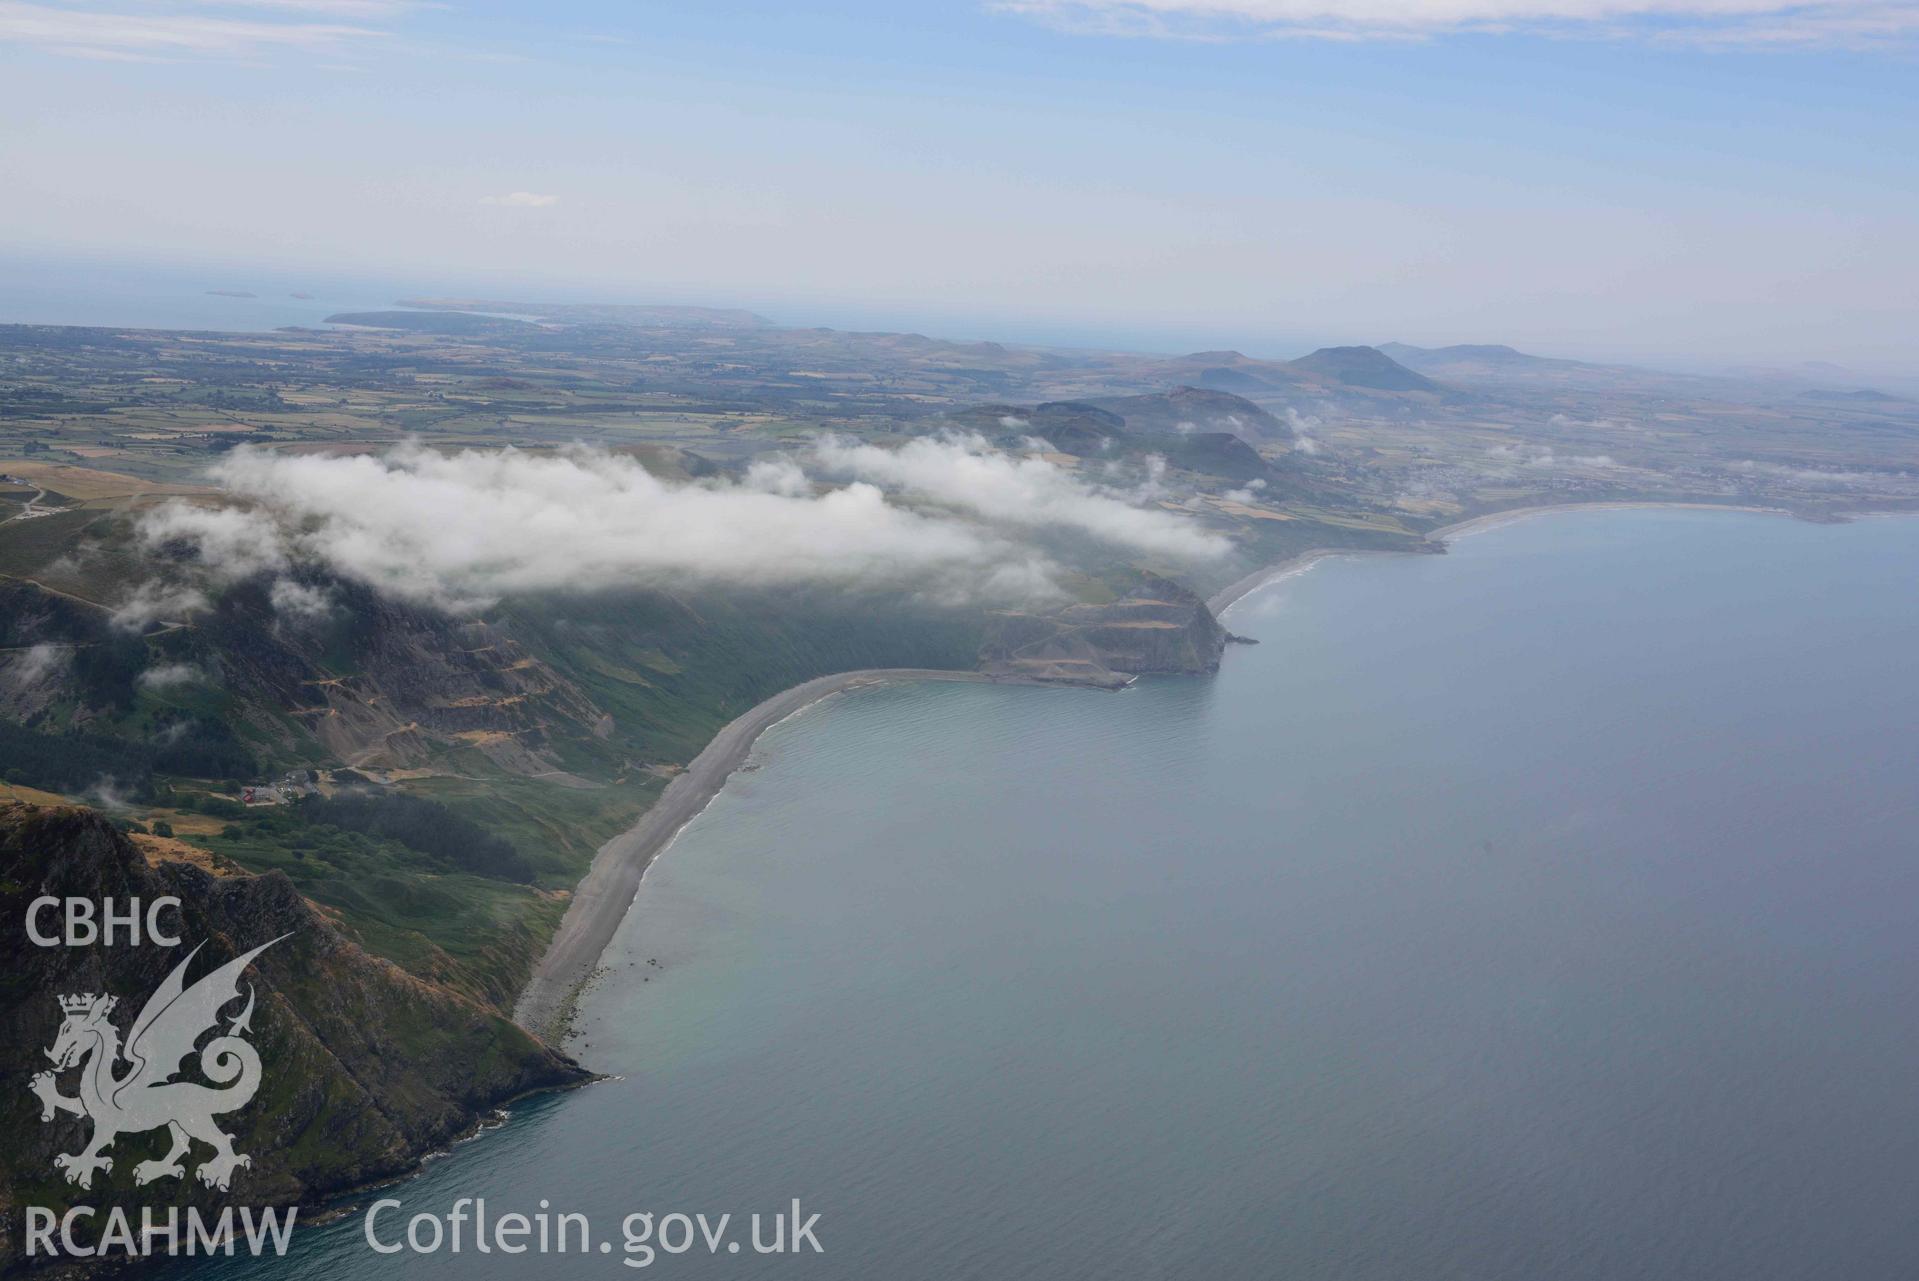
[519,499,1812,1041]
[1425,499,1790,544]
[1208,500,1792,619]
[1207,548,1396,618]
[514,667,998,1039]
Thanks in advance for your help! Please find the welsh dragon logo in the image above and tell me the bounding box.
[30,936,286,1192]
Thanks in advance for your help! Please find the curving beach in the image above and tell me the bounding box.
[520,502,1801,1041]
[1207,500,1793,619]
[1207,548,1393,618]
[514,668,996,1038]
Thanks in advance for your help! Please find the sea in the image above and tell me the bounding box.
[0,256,423,332]
[179,507,1919,1279]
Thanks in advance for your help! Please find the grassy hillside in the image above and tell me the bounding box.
[0,502,988,1010]
[0,804,586,1269]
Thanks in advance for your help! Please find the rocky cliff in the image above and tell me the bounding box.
[0,802,587,1271]
[978,571,1228,687]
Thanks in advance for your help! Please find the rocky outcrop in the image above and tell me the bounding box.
[979,572,1228,687]
[198,577,613,777]
[0,803,587,1271]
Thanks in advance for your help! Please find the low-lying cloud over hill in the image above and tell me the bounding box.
[131,439,1224,614]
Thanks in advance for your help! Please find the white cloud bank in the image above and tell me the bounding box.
[130,440,1223,614]
[992,0,1919,47]
[480,192,561,208]
[811,433,1229,561]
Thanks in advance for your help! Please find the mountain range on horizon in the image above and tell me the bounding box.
[316,297,1912,401]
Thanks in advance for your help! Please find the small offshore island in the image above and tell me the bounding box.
[1,304,1915,1267]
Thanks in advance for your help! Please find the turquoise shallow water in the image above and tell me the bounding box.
[191,509,1919,1279]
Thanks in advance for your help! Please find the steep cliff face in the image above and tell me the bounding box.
[979,572,1228,687]
[0,803,587,1271]
[1,572,984,784]
[190,578,613,778]
[0,574,613,781]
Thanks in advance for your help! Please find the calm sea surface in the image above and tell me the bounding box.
[0,257,406,331]
[192,509,1919,1279]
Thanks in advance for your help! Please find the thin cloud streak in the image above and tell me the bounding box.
[480,192,562,208]
[993,0,1919,47]
[0,0,392,60]
[194,0,417,13]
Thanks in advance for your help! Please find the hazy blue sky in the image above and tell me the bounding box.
[2,1,1915,367]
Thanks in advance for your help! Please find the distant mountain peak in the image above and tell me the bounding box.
[1382,341,1531,361]
[1442,343,1526,359]
[1377,341,1593,378]
[1288,345,1439,392]
[1799,387,1904,403]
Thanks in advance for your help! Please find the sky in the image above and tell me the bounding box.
[1,0,1916,369]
